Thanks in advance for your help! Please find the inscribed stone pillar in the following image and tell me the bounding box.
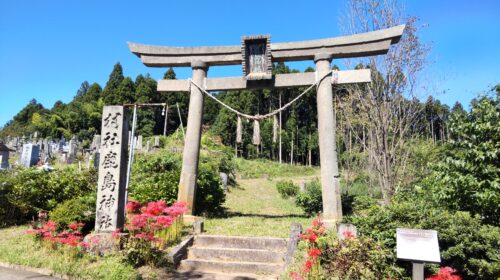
[178,61,208,214]
[154,136,160,147]
[136,135,143,150]
[95,106,129,232]
[314,53,342,228]
[20,144,40,167]
[68,139,77,163]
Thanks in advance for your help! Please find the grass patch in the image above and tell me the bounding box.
[205,174,317,238]
[235,158,319,179]
[0,226,139,280]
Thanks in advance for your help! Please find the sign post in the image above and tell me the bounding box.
[396,228,441,280]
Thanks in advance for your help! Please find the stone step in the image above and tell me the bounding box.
[171,270,278,280]
[193,235,287,251]
[188,247,285,263]
[180,259,284,276]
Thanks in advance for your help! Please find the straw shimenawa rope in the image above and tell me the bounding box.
[189,70,333,145]
[188,70,333,121]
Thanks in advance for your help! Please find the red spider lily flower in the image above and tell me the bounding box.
[79,241,90,250]
[290,271,304,280]
[126,200,142,214]
[44,221,57,231]
[112,228,122,239]
[303,260,313,273]
[127,214,149,231]
[134,232,158,242]
[154,215,174,229]
[143,201,167,216]
[426,267,462,280]
[68,223,79,230]
[342,230,355,239]
[301,231,318,243]
[307,248,322,258]
[312,215,323,228]
[164,201,187,217]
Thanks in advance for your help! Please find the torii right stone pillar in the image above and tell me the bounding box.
[315,53,342,228]
[178,61,208,215]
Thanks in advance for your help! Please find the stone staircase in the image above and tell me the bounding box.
[177,235,288,280]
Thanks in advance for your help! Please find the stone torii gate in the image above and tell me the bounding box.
[128,25,404,227]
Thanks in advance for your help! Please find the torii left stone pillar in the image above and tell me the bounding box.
[315,53,342,226]
[178,61,208,215]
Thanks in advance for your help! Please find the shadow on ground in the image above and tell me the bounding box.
[170,268,264,280]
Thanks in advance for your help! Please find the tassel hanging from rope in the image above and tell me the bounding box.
[236,115,242,144]
[252,119,261,145]
[273,115,278,143]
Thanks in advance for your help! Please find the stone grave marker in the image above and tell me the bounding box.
[91,134,101,151]
[219,172,229,191]
[0,142,15,169]
[136,135,143,150]
[20,143,40,167]
[299,180,306,193]
[154,136,160,147]
[68,138,77,163]
[93,151,100,169]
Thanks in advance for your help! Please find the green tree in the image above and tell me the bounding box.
[424,91,499,225]
[103,63,125,105]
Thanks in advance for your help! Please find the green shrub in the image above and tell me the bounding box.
[49,194,96,231]
[235,158,317,179]
[320,234,404,279]
[346,195,500,279]
[276,180,298,199]
[0,170,21,227]
[295,180,322,216]
[1,167,97,225]
[130,148,227,216]
[195,160,226,215]
[130,151,181,204]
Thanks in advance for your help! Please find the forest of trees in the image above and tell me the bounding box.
[2,60,490,202]
[0,61,457,156]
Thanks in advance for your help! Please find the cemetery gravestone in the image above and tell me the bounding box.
[20,143,40,167]
[0,142,15,169]
[299,180,306,193]
[68,138,77,163]
[154,136,160,147]
[136,135,143,150]
[91,134,101,151]
[219,172,228,191]
[93,151,100,170]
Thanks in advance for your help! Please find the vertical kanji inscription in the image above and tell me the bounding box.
[95,106,129,232]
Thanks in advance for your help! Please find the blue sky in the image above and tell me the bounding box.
[0,0,498,126]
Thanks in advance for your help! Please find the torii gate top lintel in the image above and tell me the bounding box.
[128,24,405,68]
[128,25,405,92]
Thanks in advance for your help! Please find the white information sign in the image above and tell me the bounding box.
[396,228,441,263]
